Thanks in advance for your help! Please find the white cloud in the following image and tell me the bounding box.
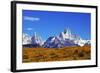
[27,28,33,31]
[24,16,40,21]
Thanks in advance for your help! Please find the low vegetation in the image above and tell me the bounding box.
[22,45,91,63]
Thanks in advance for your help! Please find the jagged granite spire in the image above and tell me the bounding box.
[31,32,43,47]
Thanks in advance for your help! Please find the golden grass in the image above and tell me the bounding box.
[22,45,91,63]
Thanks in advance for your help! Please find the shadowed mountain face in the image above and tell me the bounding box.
[43,36,78,48]
[43,36,64,48]
[23,29,90,48]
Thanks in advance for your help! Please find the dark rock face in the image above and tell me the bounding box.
[23,44,41,48]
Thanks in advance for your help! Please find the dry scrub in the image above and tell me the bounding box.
[22,46,91,63]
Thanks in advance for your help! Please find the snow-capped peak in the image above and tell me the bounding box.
[59,29,70,39]
[23,28,90,48]
[31,32,43,46]
[59,28,90,47]
[59,32,66,40]
[22,33,31,45]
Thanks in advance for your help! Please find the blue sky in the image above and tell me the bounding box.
[22,10,91,40]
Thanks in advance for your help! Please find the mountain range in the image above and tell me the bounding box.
[23,29,90,48]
